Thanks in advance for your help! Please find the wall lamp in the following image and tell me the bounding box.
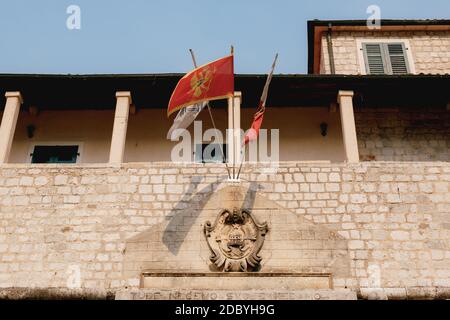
[26,124,35,139]
[320,122,328,137]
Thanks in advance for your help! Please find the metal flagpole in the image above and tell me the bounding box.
[189,49,232,180]
[231,84,236,180]
[236,53,279,180]
[230,46,235,179]
[236,143,246,181]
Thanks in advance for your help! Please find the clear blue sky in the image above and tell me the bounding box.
[0,0,448,74]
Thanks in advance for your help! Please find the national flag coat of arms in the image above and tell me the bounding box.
[167,55,234,117]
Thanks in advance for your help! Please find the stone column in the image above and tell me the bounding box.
[109,91,132,164]
[227,92,241,170]
[0,92,23,164]
[227,96,234,166]
[233,92,242,165]
[338,90,359,163]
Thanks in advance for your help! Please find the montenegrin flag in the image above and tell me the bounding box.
[167,55,234,117]
[243,54,278,145]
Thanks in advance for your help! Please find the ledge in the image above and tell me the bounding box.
[116,288,357,300]
[0,288,115,300]
[0,160,448,170]
[141,271,332,277]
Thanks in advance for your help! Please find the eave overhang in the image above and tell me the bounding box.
[0,73,449,111]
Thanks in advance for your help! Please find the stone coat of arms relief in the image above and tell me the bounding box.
[204,207,269,272]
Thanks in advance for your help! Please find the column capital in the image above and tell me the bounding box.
[116,91,132,104]
[338,90,354,98]
[233,91,242,103]
[337,90,354,106]
[5,91,23,104]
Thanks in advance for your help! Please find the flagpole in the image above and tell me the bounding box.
[236,53,279,181]
[231,89,235,180]
[189,49,231,180]
[236,142,246,181]
[230,45,236,179]
[189,49,198,68]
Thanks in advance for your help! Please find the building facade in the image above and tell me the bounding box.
[0,20,449,300]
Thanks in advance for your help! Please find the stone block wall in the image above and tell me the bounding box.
[122,184,351,283]
[0,161,449,299]
[320,31,450,75]
[355,107,450,162]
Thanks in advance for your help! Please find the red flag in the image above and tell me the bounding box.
[243,54,278,145]
[168,55,234,117]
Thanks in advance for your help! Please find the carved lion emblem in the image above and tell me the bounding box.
[204,208,268,272]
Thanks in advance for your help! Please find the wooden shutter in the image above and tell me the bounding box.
[363,42,410,75]
[387,43,409,75]
[363,43,386,75]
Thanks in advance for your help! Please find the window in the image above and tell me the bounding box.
[31,145,79,163]
[362,42,410,75]
[195,143,227,163]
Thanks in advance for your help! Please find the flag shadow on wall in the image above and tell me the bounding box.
[162,177,259,255]
[162,175,225,255]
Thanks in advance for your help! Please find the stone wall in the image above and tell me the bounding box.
[0,161,449,299]
[123,184,351,282]
[320,31,450,74]
[355,107,450,162]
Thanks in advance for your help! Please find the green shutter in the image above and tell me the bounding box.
[363,43,387,75]
[387,43,409,75]
[363,42,410,75]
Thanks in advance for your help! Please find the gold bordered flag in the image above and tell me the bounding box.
[167,55,234,117]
